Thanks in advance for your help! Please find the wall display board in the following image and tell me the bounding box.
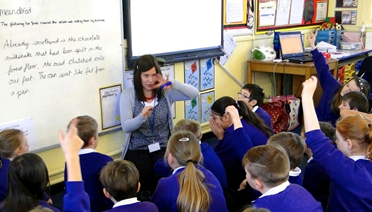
[0,0,125,152]
[256,0,328,34]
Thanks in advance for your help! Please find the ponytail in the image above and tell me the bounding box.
[166,131,212,212]
[177,162,211,212]
[236,100,272,137]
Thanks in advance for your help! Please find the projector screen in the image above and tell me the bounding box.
[124,0,224,68]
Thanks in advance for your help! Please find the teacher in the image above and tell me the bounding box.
[120,54,199,194]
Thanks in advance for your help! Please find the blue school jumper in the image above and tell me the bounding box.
[152,166,228,212]
[215,118,269,168]
[253,182,322,212]
[303,158,330,210]
[311,49,341,125]
[306,130,372,212]
[215,119,268,189]
[0,157,11,202]
[153,142,228,187]
[63,181,90,212]
[64,149,113,212]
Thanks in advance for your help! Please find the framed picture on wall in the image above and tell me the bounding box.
[336,0,358,8]
[335,10,357,25]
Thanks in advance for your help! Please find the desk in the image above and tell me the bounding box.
[247,59,338,96]
[247,59,338,106]
[336,49,372,67]
[247,49,372,105]
[247,59,338,84]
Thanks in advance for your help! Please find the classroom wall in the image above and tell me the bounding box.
[40,0,372,185]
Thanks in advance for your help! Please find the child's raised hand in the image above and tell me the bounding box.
[302,76,318,99]
[307,30,318,50]
[58,118,84,158]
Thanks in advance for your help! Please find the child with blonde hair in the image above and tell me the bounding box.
[154,118,227,187]
[0,129,30,202]
[152,131,228,212]
[302,76,372,211]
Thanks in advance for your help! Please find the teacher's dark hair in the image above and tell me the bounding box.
[2,153,50,212]
[211,96,272,137]
[133,54,163,101]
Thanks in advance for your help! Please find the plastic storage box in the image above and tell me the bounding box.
[316,29,344,48]
[340,42,362,50]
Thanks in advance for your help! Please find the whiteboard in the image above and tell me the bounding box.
[0,0,124,152]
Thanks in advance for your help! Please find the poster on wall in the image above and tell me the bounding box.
[200,58,215,91]
[184,60,200,90]
[99,84,122,130]
[185,97,200,122]
[200,91,215,123]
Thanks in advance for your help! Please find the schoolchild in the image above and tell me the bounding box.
[59,118,91,212]
[210,96,271,189]
[0,153,60,212]
[99,160,159,212]
[339,91,369,113]
[302,121,335,210]
[152,131,228,212]
[238,83,273,132]
[0,129,30,202]
[302,76,372,211]
[64,115,113,212]
[267,132,306,185]
[153,118,228,187]
[307,30,370,125]
[242,145,322,212]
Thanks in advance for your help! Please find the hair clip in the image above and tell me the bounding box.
[356,78,365,92]
[179,138,189,142]
[136,65,139,69]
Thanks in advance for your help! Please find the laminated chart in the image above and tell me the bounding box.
[200,58,215,91]
[185,97,200,121]
[184,60,200,90]
[201,91,215,123]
